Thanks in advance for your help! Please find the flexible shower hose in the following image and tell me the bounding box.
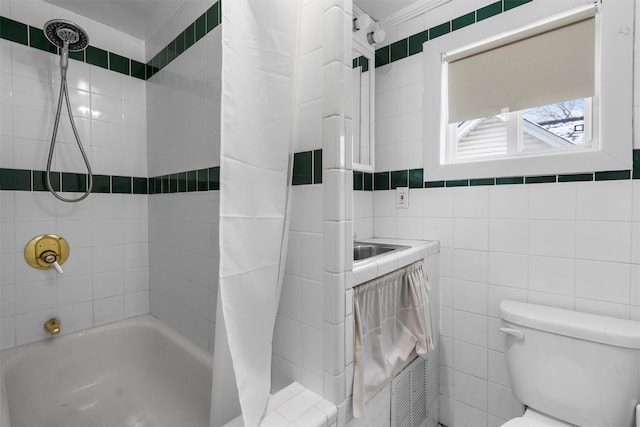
[46,66,93,202]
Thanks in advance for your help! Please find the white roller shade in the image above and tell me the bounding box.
[447,14,595,123]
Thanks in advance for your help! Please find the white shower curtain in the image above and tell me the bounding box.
[212,1,300,426]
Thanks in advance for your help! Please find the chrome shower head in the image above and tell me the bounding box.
[43,19,89,52]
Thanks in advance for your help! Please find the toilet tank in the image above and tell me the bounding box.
[500,300,640,427]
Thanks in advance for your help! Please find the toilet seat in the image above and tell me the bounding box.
[502,409,574,427]
[502,417,553,427]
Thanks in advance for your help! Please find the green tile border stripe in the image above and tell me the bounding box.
[1,1,221,81]
[1,16,147,80]
[1,147,327,194]
[0,168,149,194]
[146,1,221,79]
[355,150,639,191]
[375,0,532,67]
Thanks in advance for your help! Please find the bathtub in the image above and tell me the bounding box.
[0,315,212,427]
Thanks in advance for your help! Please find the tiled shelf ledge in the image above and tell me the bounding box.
[353,239,439,287]
[354,149,640,191]
[224,382,337,427]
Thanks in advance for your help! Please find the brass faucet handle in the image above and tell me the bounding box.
[44,318,61,335]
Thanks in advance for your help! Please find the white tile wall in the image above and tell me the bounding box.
[1,192,148,348]
[270,0,327,399]
[373,180,639,425]
[362,0,640,425]
[322,0,353,419]
[144,9,222,353]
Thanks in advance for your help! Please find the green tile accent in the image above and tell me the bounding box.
[170,173,178,193]
[353,56,370,73]
[209,167,220,190]
[159,47,168,69]
[477,1,503,22]
[313,149,322,184]
[91,174,110,193]
[429,22,451,40]
[452,12,476,31]
[149,54,160,78]
[364,173,373,191]
[409,169,423,189]
[408,30,429,56]
[375,45,390,68]
[558,173,593,182]
[292,151,313,185]
[504,0,532,12]
[195,13,207,42]
[178,172,187,192]
[425,181,445,188]
[161,175,169,193]
[167,39,176,63]
[470,178,495,186]
[184,23,196,50]
[594,170,631,181]
[112,176,132,194]
[146,64,154,80]
[0,168,30,190]
[32,170,59,191]
[633,149,640,179]
[62,172,86,192]
[361,56,369,72]
[29,26,57,53]
[390,39,408,63]
[445,179,468,187]
[187,170,197,192]
[525,175,556,184]
[175,32,185,57]
[391,170,408,189]
[0,17,28,45]
[353,171,364,191]
[133,177,148,194]
[69,50,84,62]
[374,172,390,190]
[109,52,129,75]
[207,2,220,33]
[152,177,161,194]
[86,46,109,69]
[496,176,524,185]
[130,60,146,80]
[197,168,209,191]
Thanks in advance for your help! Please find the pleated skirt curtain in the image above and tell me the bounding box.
[352,261,435,417]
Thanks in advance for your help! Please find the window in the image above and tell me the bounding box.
[422,0,633,181]
[452,98,591,162]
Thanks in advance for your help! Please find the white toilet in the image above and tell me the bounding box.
[499,300,640,427]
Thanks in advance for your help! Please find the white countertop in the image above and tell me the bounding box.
[352,238,440,287]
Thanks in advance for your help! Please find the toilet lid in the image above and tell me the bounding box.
[502,417,552,427]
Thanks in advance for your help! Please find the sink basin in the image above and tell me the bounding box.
[353,242,410,262]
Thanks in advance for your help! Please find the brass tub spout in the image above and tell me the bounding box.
[44,318,61,335]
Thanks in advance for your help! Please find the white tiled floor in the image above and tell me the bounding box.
[225,382,337,427]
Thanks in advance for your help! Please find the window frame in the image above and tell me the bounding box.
[423,0,633,181]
